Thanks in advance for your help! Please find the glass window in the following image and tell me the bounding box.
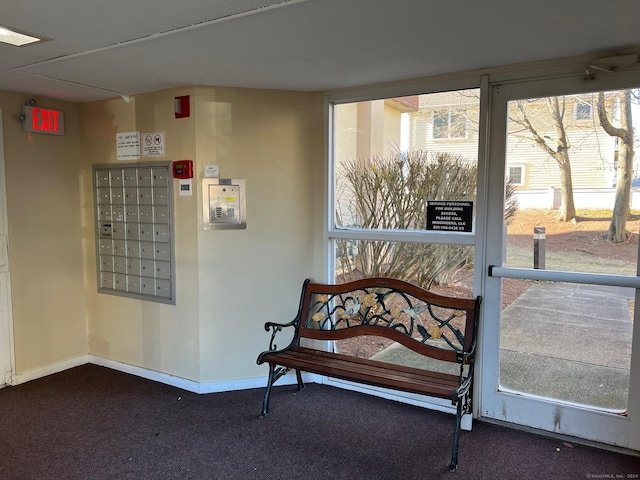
[433,109,467,139]
[330,88,481,367]
[504,89,639,274]
[508,165,524,185]
[575,101,592,121]
[432,110,450,139]
[333,89,480,232]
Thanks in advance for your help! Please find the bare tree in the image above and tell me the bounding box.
[598,90,635,243]
[510,97,577,222]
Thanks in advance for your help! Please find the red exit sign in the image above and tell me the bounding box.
[21,106,65,135]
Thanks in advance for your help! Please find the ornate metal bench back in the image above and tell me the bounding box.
[297,277,480,364]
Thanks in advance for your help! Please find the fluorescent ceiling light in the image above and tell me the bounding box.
[0,25,45,47]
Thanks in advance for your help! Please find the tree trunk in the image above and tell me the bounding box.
[511,98,577,223]
[607,177,631,242]
[556,151,577,223]
[598,91,634,243]
[546,97,576,222]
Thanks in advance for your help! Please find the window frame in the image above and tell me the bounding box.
[507,164,525,186]
[327,85,483,284]
[432,108,469,140]
[574,100,593,121]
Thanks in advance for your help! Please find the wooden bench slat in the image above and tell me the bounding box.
[261,347,461,399]
[287,347,460,383]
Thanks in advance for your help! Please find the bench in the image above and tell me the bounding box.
[256,277,481,472]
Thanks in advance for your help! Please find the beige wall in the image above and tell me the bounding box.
[0,91,87,374]
[335,100,403,164]
[79,86,324,383]
[382,102,402,157]
[80,88,202,381]
[1,85,323,386]
[335,102,358,164]
[193,87,324,382]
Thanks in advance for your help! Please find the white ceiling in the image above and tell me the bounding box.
[1,0,640,103]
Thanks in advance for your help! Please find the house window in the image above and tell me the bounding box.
[575,101,592,121]
[508,165,524,185]
[432,109,467,139]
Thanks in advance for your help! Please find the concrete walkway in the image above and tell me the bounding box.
[500,282,632,410]
[372,283,633,410]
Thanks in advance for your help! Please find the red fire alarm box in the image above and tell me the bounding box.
[173,160,193,179]
[174,95,190,119]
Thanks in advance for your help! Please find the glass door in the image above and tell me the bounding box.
[480,72,640,450]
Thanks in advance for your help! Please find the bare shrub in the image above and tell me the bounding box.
[336,151,476,289]
[336,150,519,288]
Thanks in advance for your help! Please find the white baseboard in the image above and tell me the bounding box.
[9,354,321,394]
[11,354,89,385]
[88,355,319,394]
[89,355,203,392]
[461,413,473,431]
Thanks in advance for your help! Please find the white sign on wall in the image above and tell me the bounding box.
[116,131,141,161]
[142,132,165,157]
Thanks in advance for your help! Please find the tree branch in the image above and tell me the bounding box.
[597,92,626,138]
[511,101,557,158]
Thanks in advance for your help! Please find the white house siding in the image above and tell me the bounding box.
[410,92,618,189]
[409,89,481,163]
[505,128,616,189]
[408,109,480,163]
[409,112,430,151]
[504,94,618,189]
[516,187,640,210]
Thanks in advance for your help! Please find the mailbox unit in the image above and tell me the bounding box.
[93,161,176,304]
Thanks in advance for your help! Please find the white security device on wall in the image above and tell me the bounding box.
[202,178,246,230]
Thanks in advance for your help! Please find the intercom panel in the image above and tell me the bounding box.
[202,178,246,230]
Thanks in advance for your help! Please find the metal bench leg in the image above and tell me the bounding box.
[259,363,276,419]
[295,369,305,391]
[449,400,463,472]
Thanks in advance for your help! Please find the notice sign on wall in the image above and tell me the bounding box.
[142,132,165,157]
[116,132,141,161]
[426,201,473,232]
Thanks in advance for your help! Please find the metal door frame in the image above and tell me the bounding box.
[477,70,640,450]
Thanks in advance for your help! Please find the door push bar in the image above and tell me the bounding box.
[488,265,640,289]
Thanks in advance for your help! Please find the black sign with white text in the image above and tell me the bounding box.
[426,201,473,232]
